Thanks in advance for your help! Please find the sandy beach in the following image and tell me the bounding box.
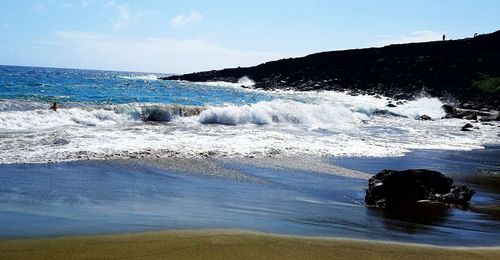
[1,229,499,259]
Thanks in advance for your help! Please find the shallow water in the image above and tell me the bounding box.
[0,149,498,246]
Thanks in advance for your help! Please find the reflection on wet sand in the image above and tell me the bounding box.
[367,203,451,233]
[0,150,499,246]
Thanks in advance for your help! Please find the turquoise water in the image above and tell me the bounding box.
[0,65,271,106]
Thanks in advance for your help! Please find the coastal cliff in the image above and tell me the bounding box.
[163,31,500,110]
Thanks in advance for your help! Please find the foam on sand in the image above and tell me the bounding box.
[231,157,371,179]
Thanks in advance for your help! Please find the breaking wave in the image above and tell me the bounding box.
[199,100,367,128]
[237,76,255,87]
[193,76,255,88]
[2,65,498,164]
[0,96,449,131]
[352,97,446,119]
[0,95,498,164]
[112,104,204,122]
[0,104,205,130]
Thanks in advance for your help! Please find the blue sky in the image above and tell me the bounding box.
[1,0,499,73]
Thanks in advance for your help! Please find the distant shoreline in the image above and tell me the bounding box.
[1,229,499,259]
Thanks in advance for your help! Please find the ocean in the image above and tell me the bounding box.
[0,65,498,164]
[0,65,499,246]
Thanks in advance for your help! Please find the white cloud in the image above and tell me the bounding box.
[170,11,203,27]
[114,5,142,30]
[372,30,443,46]
[41,31,299,73]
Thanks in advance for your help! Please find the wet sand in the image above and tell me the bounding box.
[0,230,498,260]
[0,149,499,246]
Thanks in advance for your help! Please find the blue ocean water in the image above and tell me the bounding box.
[0,65,271,106]
[0,65,499,164]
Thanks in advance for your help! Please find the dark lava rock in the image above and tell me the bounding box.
[163,31,500,111]
[462,103,473,109]
[464,112,478,120]
[428,186,475,204]
[479,113,500,122]
[461,123,474,131]
[441,104,456,115]
[386,103,397,108]
[365,169,474,208]
[445,109,490,120]
[418,115,432,120]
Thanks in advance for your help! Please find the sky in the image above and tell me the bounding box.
[0,0,499,73]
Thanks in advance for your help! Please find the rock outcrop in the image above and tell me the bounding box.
[163,31,500,111]
[365,169,474,208]
[461,123,474,131]
[418,115,432,121]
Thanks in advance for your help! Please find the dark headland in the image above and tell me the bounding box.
[163,31,500,111]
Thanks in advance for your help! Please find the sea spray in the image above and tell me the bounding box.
[0,65,498,163]
[198,99,367,128]
[237,76,255,87]
[111,104,205,122]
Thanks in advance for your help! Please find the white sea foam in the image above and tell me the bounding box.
[237,76,255,87]
[0,99,48,112]
[199,99,367,128]
[0,103,206,130]
[0,92,498,164]
[0,108,129,130]
[119,74,159,81]
[188,80,446,120]
[192,76,255,88]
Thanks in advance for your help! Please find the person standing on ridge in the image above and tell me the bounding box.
[442,34,446,41]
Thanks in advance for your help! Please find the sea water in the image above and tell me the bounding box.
[1,65,500,245]
[0,65,499,164]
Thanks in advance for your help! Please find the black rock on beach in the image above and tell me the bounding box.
[365,169,475,208]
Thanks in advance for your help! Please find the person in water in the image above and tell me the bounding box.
[49,102,58,111]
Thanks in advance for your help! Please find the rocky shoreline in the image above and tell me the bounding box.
[163,31,500,112]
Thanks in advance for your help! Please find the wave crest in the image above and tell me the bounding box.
[199,100,367,127]
[0,104,206,130]
[113,104,204,122]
